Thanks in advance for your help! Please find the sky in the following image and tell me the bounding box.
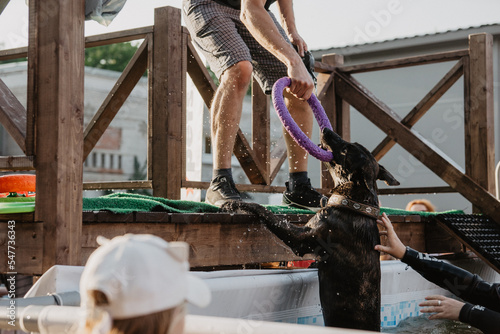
[1,0,500,51]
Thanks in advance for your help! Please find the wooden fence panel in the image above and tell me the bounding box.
[465,33,495,205]
[32,0,84,271]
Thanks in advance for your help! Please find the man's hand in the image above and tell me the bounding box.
[290,32,307,57]
[287,60,314,100]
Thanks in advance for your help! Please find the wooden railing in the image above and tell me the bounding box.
[313,34,499,220]
[0,3,498,274]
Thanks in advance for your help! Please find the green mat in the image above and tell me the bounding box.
[0,193,466,216]
[380,207,464,217]
[0,196,36,214]
[83,193,220,214]
[82,192,313,214]
[81,193,465,216]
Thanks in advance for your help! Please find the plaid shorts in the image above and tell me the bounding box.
[182,0,289,94]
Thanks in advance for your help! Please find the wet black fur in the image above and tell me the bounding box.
[221,128,399,331]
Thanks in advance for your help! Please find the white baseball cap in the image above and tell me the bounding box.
[80,234,211,319]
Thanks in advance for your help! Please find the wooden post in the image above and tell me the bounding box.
[465,33,495,211]
[317,54,350,189]
[252,78,271,184]
[0,0,10,16]
[151,7,183,199]
[26,0,36,156]
[32,0,84,270]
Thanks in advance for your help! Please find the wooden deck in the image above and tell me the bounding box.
[0,212,461,275]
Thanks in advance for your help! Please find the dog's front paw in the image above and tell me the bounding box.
[220,201,268,216]
[220,200,241,213]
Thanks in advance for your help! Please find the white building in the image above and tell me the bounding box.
[0,62,149,197]
[0,62,291,203]
[312,24,500,212]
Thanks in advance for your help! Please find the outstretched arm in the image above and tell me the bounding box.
[275,0,307,57]
[374,212,406,259]
[240,0,313,99]
[420,295,500,334]
[375,213,500,312]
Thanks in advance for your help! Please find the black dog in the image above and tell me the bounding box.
[221,128,399,331]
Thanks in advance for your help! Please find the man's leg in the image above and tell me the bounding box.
[283,90,312,173]
[282,91,327,211]
[211,61,253,169]
[206,61,253,206]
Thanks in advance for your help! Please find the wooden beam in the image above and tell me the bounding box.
[318,54,351,141]
[151,7,183,199]
[85,26,154,48]
[183,180,286,194]
[372,59,464,160]
[335,71,500,223]
[317,54,347,190]
[0,27,153,62]
[83,38,149,160]
[0,0,9,16]
[147,21,154,182]
[0,79,27,152]
[465,34,495,199]
[186,39,217,108]
[252,78,271,184]
[234,129,268,185]
[0,47,28,62]
[181,30,188,183]
[339,49,469,74]
[32,0,84,270]
[0,155,34,171]
[314,61,335,74]
[83,180,152,191]
[378,186,455,195]
[269,137,287,183]
[26,0,36,156]
[81,220,306,268]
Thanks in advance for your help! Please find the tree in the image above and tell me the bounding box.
[127,156,151,195]
[85,42,140,73]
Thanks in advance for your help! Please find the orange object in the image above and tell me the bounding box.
[287,260,315,268]
[0,174,36,193]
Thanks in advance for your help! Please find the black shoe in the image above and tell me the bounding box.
[282,179,327,212]
[206,176,241,207]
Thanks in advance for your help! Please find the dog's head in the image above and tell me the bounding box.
[320,128,399,200]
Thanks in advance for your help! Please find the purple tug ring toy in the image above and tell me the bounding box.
[272,77,334,162]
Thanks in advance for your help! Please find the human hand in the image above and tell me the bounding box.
[286,61,314,100]
[419,295,464,321]
[290,32,308,57]
[374,212,406,259]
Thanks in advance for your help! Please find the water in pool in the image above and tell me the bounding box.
[382,315,482,334]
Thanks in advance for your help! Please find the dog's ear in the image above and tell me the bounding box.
[378,164,400,186]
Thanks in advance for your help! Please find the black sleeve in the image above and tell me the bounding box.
[459,302,500,334]
[401,247,500,312]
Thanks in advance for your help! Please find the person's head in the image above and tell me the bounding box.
[79,234,211,334]
[405,199,436,212]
